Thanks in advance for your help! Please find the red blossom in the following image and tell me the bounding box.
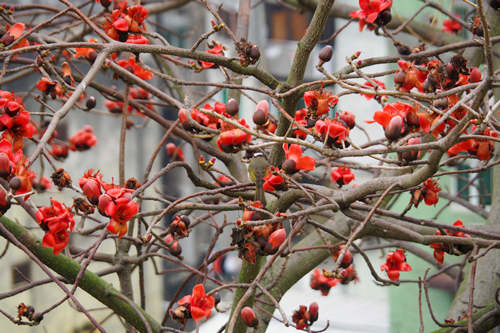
[349,0,393,31]
[79,169,103,205]
[0,23,29,49]
[282,143,315,174]
[267,228,286,250]
[362,79,386,99]
[98,185,139,238]
[102,4,148,42]
[217,119,252,153]
[310,268,338,296]
[430,219,471,264]
[304,90,338,116]
[69,125,97,151]
[166,143,184,161]
[199,41,225,69]
[177,284,215,322]
[36,199,75,255]
[380,249,412,281]
[331,167,355,187]
[422,178,441,206]
[292,108,308,139]
[74,38,98,61]
[241,307,258,328]
[314,118,350,146]
[443,15,462,34]
[116,57,154,80]
[262,170,285,191]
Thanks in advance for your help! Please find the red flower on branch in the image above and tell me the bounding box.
[216,119,252,153]
[177,284,215,322]
[331,167,355,187]
[0,22,29,49]
[98,186,139,238]
[79,169,103,204]
[262,169,285,191]
[362,79,386,100]
[166,143,184,161]
[380,248,412,281]
[314,118,350,147]
[199,41,225,69]
[282,144,315,174]
[69,125,97,151]
[102,4,148,42]
[292,108,308,139]
[310,268,338,296]
[304,89,338,117]
[116,57,154,80]
[74,38,98,61]
[443,15,462,34]
[349,0,393,31]
[36,199,75,255]
[430,219,471,264]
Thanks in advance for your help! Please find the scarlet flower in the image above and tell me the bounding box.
[199,41,225,69]
[74,38,98,61]
[422,178,441,206]
[330,167,355,187]
[292,303,319,330]
[443,15,462,34]
[430,219,471,264]
[49,143,69,160]
[177,284,215,322]
[310,268,338,296]
[215,175,232,186]
[314,118,350,147]
[116,57,154,80]
[78,169,103,204]
[267,228,286,250]
[362,79,386,100]
[447,127,498,161]
[0,90,37,150]
[102,4,148,42]
[69,125,97,151]
[242,201,263,222]
[217,119,252,153]
[304,89,338,116]
[339,265,359,285]
[166,143,184,161]
[393,60,421,92]
[292,108,308,139]
[339,110,356,129]
[349,0,393,31]
[241,307,258,328]
[262,170,285,191]
[98,186,139,238]
[282,143,315,174]
[380,249,412,281]
[36,199,75,255]
[0,22,29,49]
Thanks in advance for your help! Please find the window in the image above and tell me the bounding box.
[454,163,491,206]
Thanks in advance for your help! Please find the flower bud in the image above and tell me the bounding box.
[226,98,239,116]
[253,109,268,126]
[469,67,481,83]
[241,307,258,328]
[385,115,406,141]
[267,228,286,249]
[0,152,11,178]
[9,176,21,191]
[339,110,355,129]
[308,302,319,322]
[318,45,333,64]
[86,96,96,110]
[282,159,297,175]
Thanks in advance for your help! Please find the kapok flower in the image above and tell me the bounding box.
[166,143,184,161]
[282,143,315,175]
[292,108,308,139]
[74,38,98,61]
[262,169,285,191]
[102,5,148,42]
[422,178,441,206]
[241,307,258,328]
[36,78,62,99]
[216,119,252,153]
[339,110,356,129]
[292,303,319,331]
[69,125,97,151]
[310,268,338,296]
[304,89,338,116]
[266,228,286,252]
[349,0,393,32]
[380,249,412,281]
[177,284,215,322]
[36,199,75,255]
[79,169,102,204]
[331,167,355,187]
[430,219,471,264]
[314,118,350,147]
[116,57,154,80]
[98,184,138,238]
[443,15,462,34]
[362,79,386,100]
[199,41,225,69]
[0,22,29,49]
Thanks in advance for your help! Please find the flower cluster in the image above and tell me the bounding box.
[330,167,355,187]
[36,199,75,254]
[310,268,339,296]
[430,220,471,264]
[292,302,319,330]
[0,90,37,150]
[349,0,393,32]
[116,57,154,80]
[380,248,412,281]
[79,170,139,237]
[69,125,98,151]
[102,2,149,43]
[105,87,152,116]
[412,178,441,207]
[304,89,338,118]
[0,137,36,199]
[171,284,215,324]
[262,167,286,192]
[217,118,252,153]
[447,126,498,161]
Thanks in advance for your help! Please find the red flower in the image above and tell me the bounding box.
[282,143,315,174]
[447,127,497,161]
[349,0,393,31]
[116,57,154,80]
[314,118,350,147]
[292,305,317,331]
[331,167,355,187]
[0,22,29,49]
[241,307,258,328]
[215,175,232,186]
[98,186,139,238]
[102,5,148,42]
[267,228,286,250]
[199,41,225,69]
[422,178,441,206]
[166,143,184,161]
[339,110,356,129]
[74,38,98,61]
[380,249,412,281]
[443,15,462,34]
[36,199,75,255]
[49,143,69,160]
[177,284,215,322]
[292,108,308,139]
[125,34,149,44]
[263,170,285,191]
[304,90,338,116]
[362,79,386,99]
[242,201,263,222]
[430,219,471,264]
[0,90,37,150]
[217,119,252,153]
[69,125,97,151]
[79,169,103,204]
[310,268,338,296]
